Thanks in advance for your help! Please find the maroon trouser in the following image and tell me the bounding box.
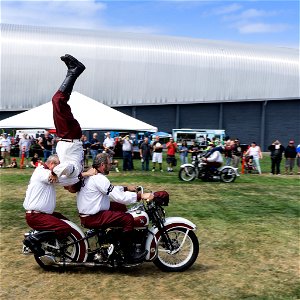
[52,91,82,139]
[26,211,73,239]
[80,202,134,232]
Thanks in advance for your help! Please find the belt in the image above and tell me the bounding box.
[79,214,91,218]
[59,139,81,143]
[26,210,43,214]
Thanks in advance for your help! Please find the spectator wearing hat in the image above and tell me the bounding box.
[268,140,285,175]
[284,141,297,175]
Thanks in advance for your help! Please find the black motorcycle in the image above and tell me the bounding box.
[179,153,239,183]
[22,188,199,272]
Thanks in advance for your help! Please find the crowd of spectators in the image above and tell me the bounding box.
[0,131,299,175]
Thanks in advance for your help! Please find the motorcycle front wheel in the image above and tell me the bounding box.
[153,228,199,272]
[179,167,196,182]
[220,167,236,183]
[34,232,81,270]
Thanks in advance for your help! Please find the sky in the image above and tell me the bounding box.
[1,0,299,49]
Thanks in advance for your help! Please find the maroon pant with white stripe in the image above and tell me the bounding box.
[52,90,82,139]
[25,212,72,239]
[80,202,134,232]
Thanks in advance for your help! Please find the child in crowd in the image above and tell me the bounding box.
[30,153,41,168]
[7,157,18,168]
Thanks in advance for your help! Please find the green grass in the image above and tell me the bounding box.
[0,155,299,300]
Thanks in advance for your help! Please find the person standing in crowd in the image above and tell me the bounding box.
[139,137,152,171]
[296,142,300,175]
[268,140,285,175]
[38,131,53,162]
[245,142,263,174]
[284,140,297,175]
[231,139,242,168]
[151,136,164,172]
[224,139,233,166]
[90,133,101,162]
[179,140,189,165]
[0,133,11,167]
[19,134,32,168]
[103,132,119,173]
[166,137,178,172]
[81,134,91,168]
[189,140,200,165]
[121,135,133,171]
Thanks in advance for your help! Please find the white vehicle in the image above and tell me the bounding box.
[16,129,46,139]
[172,128,226,147]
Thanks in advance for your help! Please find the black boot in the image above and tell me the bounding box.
[59,54,86,95]
[121,231,148,264]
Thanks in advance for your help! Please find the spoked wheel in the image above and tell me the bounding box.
[220,167,236,183]
[153,228,199,272]
[34,233,81,270]
[179,167,196,182]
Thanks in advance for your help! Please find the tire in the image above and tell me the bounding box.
[153,228,199,272]
[220,167,236,183]
[34,233,81,270]
[179,166,196,182]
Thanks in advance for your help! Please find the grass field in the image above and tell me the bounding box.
[0,156,299,300]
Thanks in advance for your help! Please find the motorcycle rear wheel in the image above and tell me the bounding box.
[34,233,81,270]
[153,228,199,272]
[179,167,196,182]
[220,167,236,183]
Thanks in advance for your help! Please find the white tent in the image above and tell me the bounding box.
[0,92,157,132]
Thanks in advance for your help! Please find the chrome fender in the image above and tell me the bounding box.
[218,166,240,176]
[62,219,89,262]
[180,163,195,169]
[145,217,197,261]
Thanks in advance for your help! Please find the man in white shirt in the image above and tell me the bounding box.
[23,154,74,257]
[0,133,11,167]
[121,135,133,171]
[202,149,224,168]
[77,152,153,263]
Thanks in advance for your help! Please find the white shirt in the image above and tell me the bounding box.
[23,165,56,214]
[0,138,11,151]
[248,146,260,159]
[77,174,137,215]
[122,139,132,151]
[19,138,31,151]
[53,140,84,186]
[103,137,115,148]
[207,151,224,163]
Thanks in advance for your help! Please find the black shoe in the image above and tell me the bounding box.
[60,54,86,77]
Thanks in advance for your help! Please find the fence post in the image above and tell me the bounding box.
[20,146,25,169]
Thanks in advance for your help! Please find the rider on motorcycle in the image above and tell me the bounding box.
[77,152,154,263]
[202,144,224,172]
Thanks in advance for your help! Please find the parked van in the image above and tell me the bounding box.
[172,128,226,148]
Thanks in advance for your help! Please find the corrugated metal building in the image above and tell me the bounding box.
[1,23,299,148]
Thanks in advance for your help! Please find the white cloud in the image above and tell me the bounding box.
[1,1,107,29]
[236,22,292,34]
[213,3,242,15]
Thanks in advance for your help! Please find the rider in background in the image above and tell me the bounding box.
[202,144,224,170]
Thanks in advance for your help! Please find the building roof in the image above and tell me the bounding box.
[1,23,299,111]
